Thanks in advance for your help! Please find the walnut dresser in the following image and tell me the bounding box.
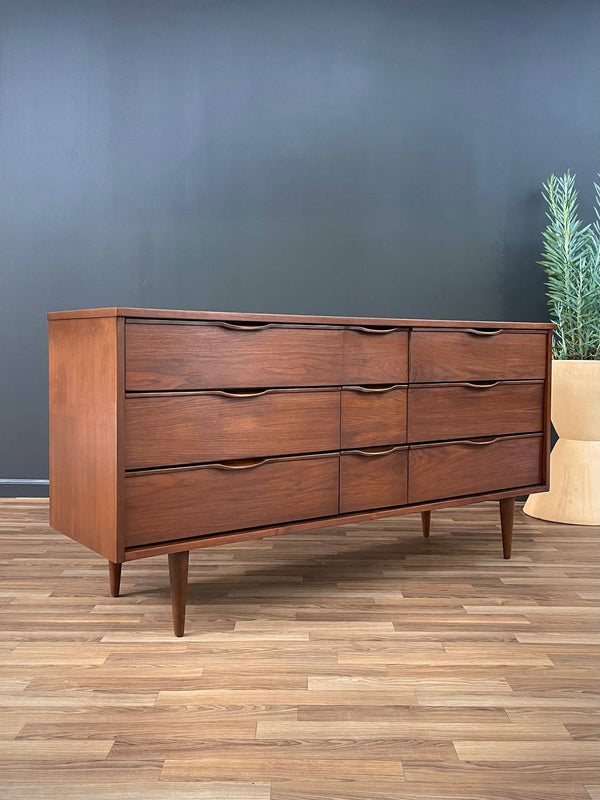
[48,308,553,636]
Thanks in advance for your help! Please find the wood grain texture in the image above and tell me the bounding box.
[421,510,431,538]
[168,551,189,638]
[48,317,123,562]
[409,434,543,504]
[108,562,122,597]
[125,322,344,391]
[500,497,515,560]
[123,484,549,561]
[125,454,340,547]
[126,323,409,392]
[125,389,341,469]
[341,386,407,448]
[407,381,544,443]
[1,498,598,799]
[341,328,408,384]
[340,448,408,514]
[48,306,555,330]
[410,329,548,382]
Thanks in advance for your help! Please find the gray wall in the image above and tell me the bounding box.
[2,0,599,493]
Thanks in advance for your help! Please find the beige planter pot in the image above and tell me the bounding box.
[524,360,600,525]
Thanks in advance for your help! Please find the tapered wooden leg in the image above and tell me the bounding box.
[168,551,189,637]
[108,561,122,597]
[500,497,515,560]
[421,510,431,538]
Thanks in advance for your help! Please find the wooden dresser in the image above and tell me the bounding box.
[48,308,553,635]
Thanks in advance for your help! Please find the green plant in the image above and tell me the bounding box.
[539,171,600,359]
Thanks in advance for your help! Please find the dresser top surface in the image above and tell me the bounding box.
[47,307,553,329]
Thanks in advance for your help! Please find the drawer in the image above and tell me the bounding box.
[341,385,407,448]
[125,388,340,469]
[340,446,408,514]
[408,433,543,504]
[126,322,344,390]
[342,328,408,384]
[125,453,339,547]
[407,381,544,443]
[410,329,547,382]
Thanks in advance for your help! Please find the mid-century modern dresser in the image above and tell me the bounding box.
[48,308,553,635]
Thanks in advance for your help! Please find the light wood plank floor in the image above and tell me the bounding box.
[1,498,599,799]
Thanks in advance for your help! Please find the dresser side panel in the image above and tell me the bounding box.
[542,329,553,488]
[48,317,122,561]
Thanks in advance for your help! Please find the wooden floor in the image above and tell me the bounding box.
[1,498,600,800]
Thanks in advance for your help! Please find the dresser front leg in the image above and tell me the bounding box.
[421,510,431,538]
[499,497,515,559]
[168,551,190,637]
[108,561,122,597]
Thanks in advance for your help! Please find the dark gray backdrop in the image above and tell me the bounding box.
[2,0,599,494]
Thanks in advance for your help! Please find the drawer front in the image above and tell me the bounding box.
[342,328,408,384]
[341,386,407,448]
[125,453,339,547]
[407,381,544,443]
[125,388,341,469]
[126,322,344,390]
[340,447,408,514]
[410,330,547,382]
[408,434,543,504]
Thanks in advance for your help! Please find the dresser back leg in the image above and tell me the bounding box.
[499,497,515,559]
[108,561,122,597]
[168,551,190,637]
[421,510,431,538]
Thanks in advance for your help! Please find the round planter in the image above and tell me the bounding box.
[524,359,600,525]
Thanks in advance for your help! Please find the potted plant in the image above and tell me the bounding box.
[524,172,600,525]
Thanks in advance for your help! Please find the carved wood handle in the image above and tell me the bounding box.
[209,458,272,470]
[458,437,500,446]
[463,328,504,336]
[344,446,406,456]
[214,322,275,331]
[458,381,501,389]
[349,326,401,334]
[213,389,272,398]
[345,384,404,393]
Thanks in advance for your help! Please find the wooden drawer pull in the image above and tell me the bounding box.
[208,458,272,471]
[213,389,272,398]
[458,437,501,446]
[214,321,275,331]
[463,328,504,336]
[349,326,401,334]
[459,381,501,389]
[345,446,406,456]
[345,384,404,393]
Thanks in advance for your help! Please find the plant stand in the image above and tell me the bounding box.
[524,360,600,525]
